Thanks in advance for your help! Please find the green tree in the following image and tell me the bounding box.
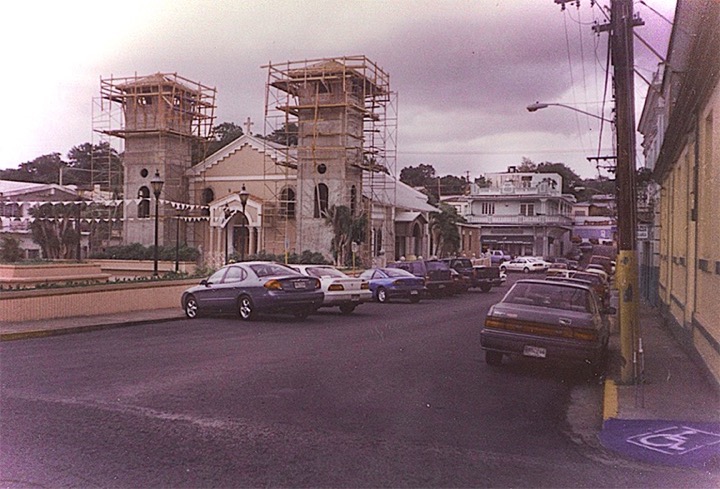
[29,203,81,259]
[263,122,299,146]
[66,142,123,192]
[430,203,464,258]
[192,122,244,163]
[0,153,67,184]
[400,164,436,188]
[325,205,366,267]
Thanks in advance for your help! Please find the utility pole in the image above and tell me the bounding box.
[592,0,643,384]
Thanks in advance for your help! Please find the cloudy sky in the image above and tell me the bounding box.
[1,0,676,179]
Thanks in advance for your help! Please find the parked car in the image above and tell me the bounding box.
[571,270,610,307]
[588,255,614,276]
[488,250,512,265]
[358,267,425,303]
[480,279,613,374]
[567,259,580,270]
[290,264,372,314]
[387,259,453,296]
[585,265,610,283]
[499,257,547,274]
[441,257,503,292]
[181,261,323,320]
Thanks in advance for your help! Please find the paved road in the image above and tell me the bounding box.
[1,278,716,487]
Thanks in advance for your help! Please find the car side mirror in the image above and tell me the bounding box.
[200,279,209,286]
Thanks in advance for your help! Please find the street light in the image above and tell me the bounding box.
[239,184,249,261]
[150,170,164,277]
[526,102,614,124]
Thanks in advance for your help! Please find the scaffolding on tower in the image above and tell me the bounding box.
[262,55,397,262]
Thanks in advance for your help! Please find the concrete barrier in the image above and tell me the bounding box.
[0,278,199,322]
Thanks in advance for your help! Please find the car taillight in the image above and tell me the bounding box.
[264,280,283,291]
[361,281,369,290]
[328,283,345,291]
[314,279,321,289]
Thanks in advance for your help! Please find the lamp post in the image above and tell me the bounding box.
[526,102,614,124]
[223,204,231,264]
[174,214,181,272]
[239,184,249,262]
[150,170,164,277]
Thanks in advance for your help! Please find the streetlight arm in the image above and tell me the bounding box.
[526,101,614,123]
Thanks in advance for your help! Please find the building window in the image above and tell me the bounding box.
[350,185,357,215]
[520,203,535,216]
[137,186,150,218]
[1,202,21,218]
[521,176,532,188]
[280,187,296,218]
[314,183,329,218]
[481,202,495,215]
[202,187,214,216]
[374,228,383,256]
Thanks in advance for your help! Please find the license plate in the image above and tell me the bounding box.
[410,290,419,295]
[523,345,547,358]
[351,294,360,301]
[294,281,307,289]
[438,284,445,289]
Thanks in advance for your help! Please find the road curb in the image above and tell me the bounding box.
[603,379,618,420]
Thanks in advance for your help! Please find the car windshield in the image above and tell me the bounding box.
[503,282,591,312]
[426,261,449,271]
[453,259,473,268]
[249,263,298,278]
[382,268,414,278]
[306,266,347,278]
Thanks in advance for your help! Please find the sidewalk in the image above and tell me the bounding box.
[599,301,720,469]
[0,308,184,341]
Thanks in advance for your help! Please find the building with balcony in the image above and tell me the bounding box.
[458,168,575,258]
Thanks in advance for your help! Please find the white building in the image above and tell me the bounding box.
[462,169,575,258]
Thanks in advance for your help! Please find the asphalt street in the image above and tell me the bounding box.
[1,276,717,488]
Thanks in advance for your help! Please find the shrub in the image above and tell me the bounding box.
[1,236,24,263]
[90,243,199,261]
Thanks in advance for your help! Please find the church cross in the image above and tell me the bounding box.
[243,117,254,135]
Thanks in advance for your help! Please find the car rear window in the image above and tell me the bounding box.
[250,263,298,277]
[383,268,414,278]
[504,282,591,312]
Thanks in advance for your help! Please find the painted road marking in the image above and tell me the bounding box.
[626,425,720,455]
[600,419,720,468]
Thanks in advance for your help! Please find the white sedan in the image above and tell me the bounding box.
[290,264,372,314]
[499,257,548,273]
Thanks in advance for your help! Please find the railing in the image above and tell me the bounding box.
[464,214,573,226]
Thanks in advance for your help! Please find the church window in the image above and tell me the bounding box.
[317,164,327,174]
[314,184,329,218]
[350,185,357,215]
[202,188,214,216]
[280,187,296,218]
[137,186,150,218]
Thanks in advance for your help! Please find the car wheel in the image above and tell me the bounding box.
[238,295,256,321]
[409,294,421,304]
[339,303,356,314]
[499,266,506,273]
[376,287,389,303]
[523,267,530,273]
[184,295,199,319]
[485,351,503,366]
[480,283,491,293]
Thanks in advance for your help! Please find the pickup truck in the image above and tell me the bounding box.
[441,257,503,292]
[488,250,511,265]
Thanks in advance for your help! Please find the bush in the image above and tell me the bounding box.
[0,236,23,262]
[90,243,199,262]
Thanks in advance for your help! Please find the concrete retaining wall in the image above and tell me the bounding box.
[0,279,198,322]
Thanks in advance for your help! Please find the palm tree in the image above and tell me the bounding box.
[430,203,464,257]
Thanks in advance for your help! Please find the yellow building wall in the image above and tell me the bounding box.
[693,87,720,385]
